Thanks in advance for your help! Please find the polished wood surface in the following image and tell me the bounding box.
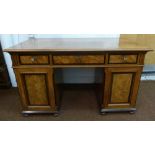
[24,74,49,106]
[19,55,49,65]
[53,55,105,64]
[111,73,133,103]
[4,38,152,115]
[14,68,56,112]
[109,54,137,64]
[4,38,152,52]
[103,67,142,109]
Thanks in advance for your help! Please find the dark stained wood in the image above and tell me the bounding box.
[53,56,79,64]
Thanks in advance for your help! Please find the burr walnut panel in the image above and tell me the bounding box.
[111,73,133,103]
[19,55,49,65]
[24,74,49,106]
[103,67,142,110]
[53,56,79,64]
[80,55,105,64]
[53,55,105,64]
[14,68,56,112]
[109,54,137,64]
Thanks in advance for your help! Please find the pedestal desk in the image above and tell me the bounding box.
[4,38,152,116]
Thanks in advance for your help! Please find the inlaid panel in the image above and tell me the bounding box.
[103,67,142,110]
[53,55,105,64]
[14,68,57,112]
[80,55,105,64]
[24,74,49,106]
[111,73,133,103]
[53,56,79,64]
[20,55,49,65]
[109,54,137,64]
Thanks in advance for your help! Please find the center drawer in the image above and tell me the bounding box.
[19,55,49,65]
[53,55,105,65]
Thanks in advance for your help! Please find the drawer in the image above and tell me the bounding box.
[53,55,105,64]
[19,55,49,65]
[109,54,138,64]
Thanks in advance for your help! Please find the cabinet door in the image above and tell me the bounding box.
[103,67,142,109]
[14,68,56,112]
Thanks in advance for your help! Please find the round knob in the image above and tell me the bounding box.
[122,55,128,62]
[31,56,36,62]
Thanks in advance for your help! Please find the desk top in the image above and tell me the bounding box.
[4,38,152,53]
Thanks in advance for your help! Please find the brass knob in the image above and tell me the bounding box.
[122,55,128,62]
[31,56,37,62]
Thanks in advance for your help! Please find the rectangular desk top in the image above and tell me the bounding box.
[4,38,152,53]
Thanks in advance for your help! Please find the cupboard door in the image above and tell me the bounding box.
[14,68,56,112]
[103,67,142,109]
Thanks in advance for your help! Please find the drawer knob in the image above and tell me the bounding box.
[31,56,37,62]
[122,56,128,62]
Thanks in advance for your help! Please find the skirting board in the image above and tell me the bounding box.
[141,74,155,80]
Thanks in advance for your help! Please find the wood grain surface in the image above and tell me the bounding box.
[24,74,48,105]
[109,54,137,64]
[111,73,133,103]
[20,55,49,65]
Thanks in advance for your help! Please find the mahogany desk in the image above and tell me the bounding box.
[4,38,152,116]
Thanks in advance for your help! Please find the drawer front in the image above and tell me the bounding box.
[80,55,105,64]
[53,55,105,64]
[109,54,138,64]
[53,56,79,64]
[19,55,49,65]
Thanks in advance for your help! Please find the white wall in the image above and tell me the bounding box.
[0,34,120,86]
[0,34,29,87]
[34,34,120,38]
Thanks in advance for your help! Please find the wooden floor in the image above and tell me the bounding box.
[0,81,155,121]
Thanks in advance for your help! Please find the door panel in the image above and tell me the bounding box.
[53,55,105,64]
[103,67,142,109]
[111,73,133,103]
[14,68,56,111]
[24,74,49,106]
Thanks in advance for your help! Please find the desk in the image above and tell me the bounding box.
[4,38,152,115]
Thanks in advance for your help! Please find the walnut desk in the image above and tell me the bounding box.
[4,38,152,116]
